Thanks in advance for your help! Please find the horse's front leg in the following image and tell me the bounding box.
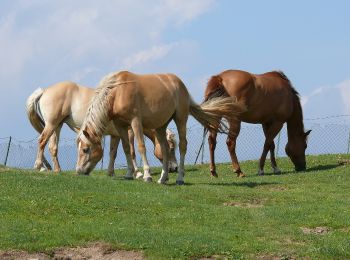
[113,125,134,179]
[259,122,284,175]
[107,135,120,177]
[131,118,152,182]
[269,142,281,174]
[226,121,244,177]
[128,129,143,179]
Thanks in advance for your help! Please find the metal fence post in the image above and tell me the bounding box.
[100,136,105,170]
[194,128,206,165]
[276,132,281,158]
[4,136,12,166]
[200,136,206,164]
[347,128,350,154]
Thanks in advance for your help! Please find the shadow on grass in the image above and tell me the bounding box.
[208,181,280,188]
[276,163,341,175]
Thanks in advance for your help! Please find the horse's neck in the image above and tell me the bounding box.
[287,96,304,139]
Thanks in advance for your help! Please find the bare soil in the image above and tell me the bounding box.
[0,242,144,260]
[301,226,331,235]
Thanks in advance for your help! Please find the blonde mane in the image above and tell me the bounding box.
[78,72,122,140]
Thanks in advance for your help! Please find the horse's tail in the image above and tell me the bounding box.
[26,88,45,133]
[189,96,244,134]
[204,75,229,101]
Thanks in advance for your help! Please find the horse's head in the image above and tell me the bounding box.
[76,129,103,175]
[285,130,311,171]
[166,129,178,173]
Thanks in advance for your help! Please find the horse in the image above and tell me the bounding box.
[26,82,178,176]
[76,71,243,184]
[204,70,311,177]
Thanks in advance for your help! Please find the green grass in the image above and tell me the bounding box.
[0,154,350,259]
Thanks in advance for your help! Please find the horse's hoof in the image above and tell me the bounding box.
[258,171,265,176]
[124,176,134,180]
[157,179,166,184]
[108,173,116,177]
[237,173,246,178]
[176,180,185,185]
[135,172,143,179]
[144,177,153,183]
[210,171,218,178]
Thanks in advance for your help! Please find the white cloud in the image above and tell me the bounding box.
[301,79,350,120]
[121,42,179,70]
[338,79,350,114]
[0,0,216,138]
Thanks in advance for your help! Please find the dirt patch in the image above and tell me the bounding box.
[0,242,144,260]
[197,255,228,260]
[256,254,303,260]
[337,158,350,165]
[224,198,265,208]
[223,201,263,208]
[301,226,331,235]
[0,166,11,173]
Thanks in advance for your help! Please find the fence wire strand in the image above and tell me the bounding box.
[1,121,350,171]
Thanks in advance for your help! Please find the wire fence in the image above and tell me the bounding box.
[1,121,350,171]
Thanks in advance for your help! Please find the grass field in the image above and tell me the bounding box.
[0,154,350,259]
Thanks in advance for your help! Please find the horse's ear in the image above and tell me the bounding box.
[83,130,90,139]
[305,130,312,137]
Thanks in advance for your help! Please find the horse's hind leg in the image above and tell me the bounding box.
[131,118,152,182]
[259,122,283,175]
[48,123,63,172]
[226,120,245,177]
[174,117,188,185]
[208,128,218,177]
[155,126,169,184]
[107,135,120,177]
[34,124,56,170]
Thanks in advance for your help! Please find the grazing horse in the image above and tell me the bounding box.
[26,82,178,175]
[204,70,311,177]
[76,71,243,184]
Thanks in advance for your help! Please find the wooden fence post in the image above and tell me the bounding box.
[4,136,12,166]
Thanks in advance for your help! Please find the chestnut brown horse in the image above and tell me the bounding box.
[205,70,311,177]
[76,71,243,184]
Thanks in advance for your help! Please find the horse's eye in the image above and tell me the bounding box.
[83,148,90,154]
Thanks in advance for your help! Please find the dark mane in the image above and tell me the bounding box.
[274,70,300,98]
[274,70,305,134]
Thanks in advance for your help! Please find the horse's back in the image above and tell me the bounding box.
[217,70,295,123]
[40,81,94,126]
[111,71,190,129]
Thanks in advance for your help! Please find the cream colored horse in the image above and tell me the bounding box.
[76,71,243,184]
[26,82,178,175]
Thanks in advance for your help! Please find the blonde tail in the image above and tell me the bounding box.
[26,88,45,133]
[189,97,245,134]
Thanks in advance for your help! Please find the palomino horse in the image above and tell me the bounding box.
[26,82,178,176]
[204,70,311,177]
[76,71,243,184]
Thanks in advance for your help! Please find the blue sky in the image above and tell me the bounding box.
[1,0,350,139]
